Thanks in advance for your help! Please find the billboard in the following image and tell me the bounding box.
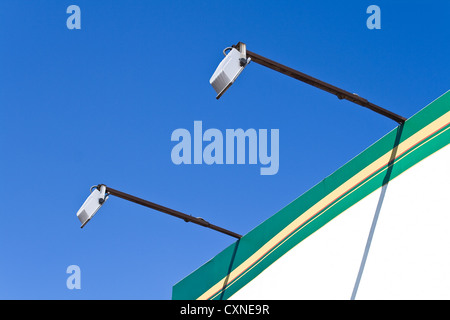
[173,90,450,300]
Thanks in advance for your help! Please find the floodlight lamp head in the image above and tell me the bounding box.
[209,42,251,99]
[76,184,108,228]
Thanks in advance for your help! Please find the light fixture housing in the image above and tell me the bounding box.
[209,46,251,99]
[76,185,108,228]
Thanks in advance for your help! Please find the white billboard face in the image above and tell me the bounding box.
[173,91,450,300]
[231,143,450,300]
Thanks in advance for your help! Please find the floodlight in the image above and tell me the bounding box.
[76,185,108,228]
[210,42,407,124]
[75,184,242,239]
[209,44,251,99]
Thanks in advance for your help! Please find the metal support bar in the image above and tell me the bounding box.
[233,43,406,124]
[97,185,242,239]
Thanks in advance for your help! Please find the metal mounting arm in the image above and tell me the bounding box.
[93,185,242,239]
[232,42,407,124]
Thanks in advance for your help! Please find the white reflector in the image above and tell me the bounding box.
[76,186,108,228]
[209,48,250,99]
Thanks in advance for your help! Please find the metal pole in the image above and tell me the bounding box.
[234,43,406,124]
[98,185,242,239]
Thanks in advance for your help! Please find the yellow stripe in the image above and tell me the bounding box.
[198,110,450,300]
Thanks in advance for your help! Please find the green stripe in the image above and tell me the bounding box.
[172,91,450,300]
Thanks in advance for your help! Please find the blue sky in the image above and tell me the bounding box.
[0,0,448,299]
